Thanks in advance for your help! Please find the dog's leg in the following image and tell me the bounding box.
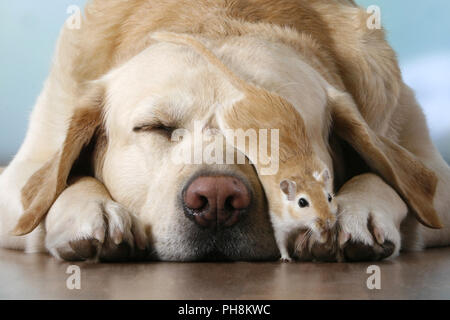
[0,90,76,251]
[336,85,450,260]
[0,26,86,250]
[45,176,150,261]
[0,162,47,252]
[336,173,408,261]
[393,86,450,251]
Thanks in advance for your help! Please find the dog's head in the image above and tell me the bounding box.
[13,33,442,261]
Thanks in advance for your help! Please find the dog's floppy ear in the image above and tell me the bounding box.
[328,87,442,229]
[11,85,104,236]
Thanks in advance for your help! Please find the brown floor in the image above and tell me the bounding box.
[0,247,449,300]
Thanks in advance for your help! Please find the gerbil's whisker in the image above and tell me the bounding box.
[297,228,313,251]
[335,207,348,220]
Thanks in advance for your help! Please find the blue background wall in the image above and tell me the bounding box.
[1,0,449,165]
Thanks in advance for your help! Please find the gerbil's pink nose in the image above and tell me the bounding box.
[183,176,251,229]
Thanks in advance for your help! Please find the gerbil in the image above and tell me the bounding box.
[272,159,337,262]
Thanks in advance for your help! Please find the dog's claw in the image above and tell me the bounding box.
[112,228,124,245]
[47,200,150,262]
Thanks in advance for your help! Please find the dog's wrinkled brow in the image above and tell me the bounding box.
[132,96,187,129]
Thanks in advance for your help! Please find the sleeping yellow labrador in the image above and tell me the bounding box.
[0,0,449,262]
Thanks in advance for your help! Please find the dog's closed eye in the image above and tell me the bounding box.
[133,122,177,138]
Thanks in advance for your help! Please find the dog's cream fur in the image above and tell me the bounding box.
[0,0,449,261]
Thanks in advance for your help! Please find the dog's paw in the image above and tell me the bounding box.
[336,199,402,262]
[45,200,149,262]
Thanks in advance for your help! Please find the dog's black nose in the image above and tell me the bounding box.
[183,175,251,229]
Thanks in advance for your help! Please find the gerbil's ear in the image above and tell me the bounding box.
[11,84,104,236]
[280,179,297,201]
[317,169,330,185]
[328,87,442,229]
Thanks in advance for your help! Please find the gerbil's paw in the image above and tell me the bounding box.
[46,200,150,262]
[292,229,339,262]
[280,256,292,263]
[336,199,401,262]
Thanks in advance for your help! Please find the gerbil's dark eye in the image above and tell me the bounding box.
[298,198,309,208]
[328,194,333,203]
